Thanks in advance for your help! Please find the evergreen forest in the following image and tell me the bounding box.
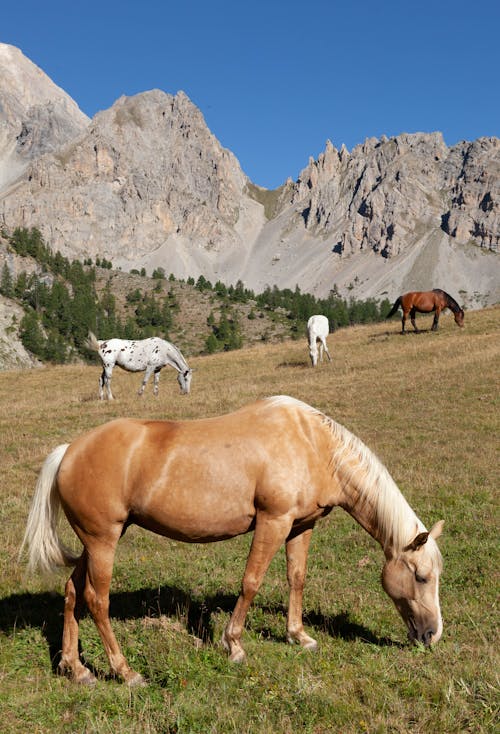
[0,227,393,363]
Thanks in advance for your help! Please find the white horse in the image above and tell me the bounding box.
[307,315,332,367]
[86,332,193,400]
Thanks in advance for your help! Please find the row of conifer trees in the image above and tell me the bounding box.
[1,227,392,363]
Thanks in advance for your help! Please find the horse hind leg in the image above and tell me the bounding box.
[410,307,419,333]
[59,552,97,684]
[83,535,145,686]
[222,513,293,662]
[321,337,332,362]
[99,370,105,400]
[100,366,114,400]
[285,526,317,650]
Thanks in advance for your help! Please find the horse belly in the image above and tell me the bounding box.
[132,481,257,543]
[115,354,148,372]
[127,437,258,542]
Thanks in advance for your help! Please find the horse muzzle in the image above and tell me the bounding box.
[407,618,442,647]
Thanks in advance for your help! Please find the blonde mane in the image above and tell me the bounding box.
[266,396,428,554]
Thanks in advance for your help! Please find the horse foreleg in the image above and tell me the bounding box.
[59,552,97,684]
[309,344,318,367]
[431,309,440,331]
[153,368,161,396]
[222,513,293,662]
[138,366,154,396]
[285,526,317,650]
[84,537,145,686]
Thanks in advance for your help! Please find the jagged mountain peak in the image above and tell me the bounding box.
[0,43,89,189]
[0,44,498,310]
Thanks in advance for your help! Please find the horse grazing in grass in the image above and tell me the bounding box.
[20,396,444,686]
[307,315,332,366]
[386,289,465,333]
[86,332,192,399]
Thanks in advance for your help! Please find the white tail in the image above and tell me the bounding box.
[19,444,80,574]
[85,331,101,353]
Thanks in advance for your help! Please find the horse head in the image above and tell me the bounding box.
[454,309,465,327]
[177,368,193,395]
[309,348,318,367]
[381,520,444,646]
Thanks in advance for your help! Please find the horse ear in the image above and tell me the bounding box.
[429,520,444,540]
[404,531,429,552]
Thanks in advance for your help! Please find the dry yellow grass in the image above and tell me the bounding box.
[0,307,498,732]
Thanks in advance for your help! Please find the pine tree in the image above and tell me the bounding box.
[0,263,14,297]
[19,311,45,357]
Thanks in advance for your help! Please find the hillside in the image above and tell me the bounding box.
[0,44,498,311]
[0,231,293,368]
[2,308,498,732]
[1,227,398,370]
[92,267,293,356]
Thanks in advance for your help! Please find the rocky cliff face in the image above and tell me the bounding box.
[0,43,89,190]
[279,133,499,258]
[0,44,498,309]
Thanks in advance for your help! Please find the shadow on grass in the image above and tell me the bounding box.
[369,328,433,340]
[0,586,399,674]
[276,360,310,369]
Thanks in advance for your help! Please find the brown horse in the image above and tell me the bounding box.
[386,289,465,333]
[20,396,444,686]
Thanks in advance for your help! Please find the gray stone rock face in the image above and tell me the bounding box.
[0,43,89,189]
[0,44,498,309]
[284,133,499,257]
[441,137,500,250]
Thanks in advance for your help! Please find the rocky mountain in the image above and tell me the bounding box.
[0,44,89,190]
[0,43,498,310]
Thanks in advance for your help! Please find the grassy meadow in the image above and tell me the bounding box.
[0,308,498,733]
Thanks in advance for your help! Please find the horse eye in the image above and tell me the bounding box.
[415,572,427,584]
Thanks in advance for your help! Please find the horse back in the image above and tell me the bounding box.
[400,291,438,312]
[55,404,335,543]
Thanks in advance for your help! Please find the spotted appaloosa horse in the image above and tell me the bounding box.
[86,332,192,399]
[307,315,332,366]
[386,289,465,333]
[20,396,444,686]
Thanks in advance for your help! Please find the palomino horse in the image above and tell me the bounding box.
[86,332,192,399]
[307,315,332,366]
[20,396,444,686]
[386,289,465,333]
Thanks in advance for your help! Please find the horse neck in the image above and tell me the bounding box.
[327,421,424,556]
[164,343,188,373]
[442,291,460,313]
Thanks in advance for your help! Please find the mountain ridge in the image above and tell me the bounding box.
[0,43,498,311]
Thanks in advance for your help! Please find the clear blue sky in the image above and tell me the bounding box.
[3,0,499,189]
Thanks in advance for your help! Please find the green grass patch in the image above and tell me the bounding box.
[1,308,498,732]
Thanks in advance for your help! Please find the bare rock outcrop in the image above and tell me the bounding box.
[441,137,500,250]
[0,89,262,276]
[0,43,89,190]
[0,43,498,310]
[281,133,499,258]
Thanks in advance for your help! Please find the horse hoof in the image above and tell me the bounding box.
[303,638,318,651]
[126,672,147,687]
[75,669,97,685]
[287,633,318,651]
[229,649,246,663]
